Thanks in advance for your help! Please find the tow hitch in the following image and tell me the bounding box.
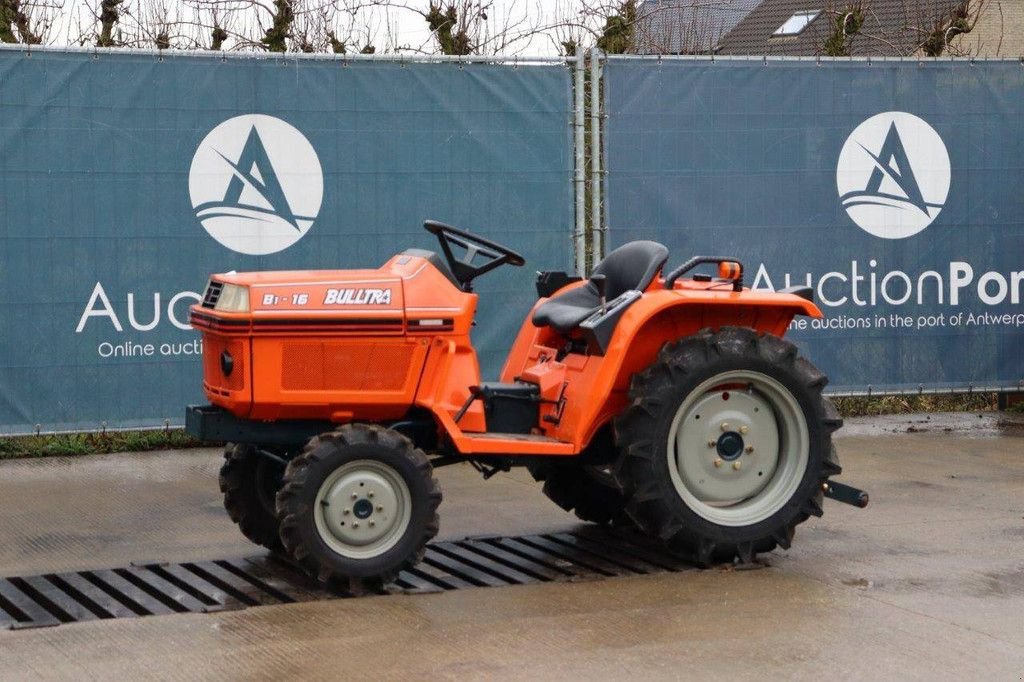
[824,481,870,508]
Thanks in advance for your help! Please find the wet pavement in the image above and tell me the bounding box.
[0,412,1022,680]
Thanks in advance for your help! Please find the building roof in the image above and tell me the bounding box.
[716,0,971,56]
[635,0,763,54]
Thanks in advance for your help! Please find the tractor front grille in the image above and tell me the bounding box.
[201,280,224,309]
[202,335,245,392]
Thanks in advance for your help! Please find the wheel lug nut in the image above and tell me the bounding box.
[714,458,723,468]
[740,426,749,434]
[369,521,376,527]
[352,522,359,528]
[376,505,384,512]
[707,440,716,448]
[746,446,754,454]
[351,493,358,499]
[733,461,742,471]
[343,509,350,515]
[720,422,729,432]
[368,491,374,498]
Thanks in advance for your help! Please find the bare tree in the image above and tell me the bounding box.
[335,0,396,53]
[912,0,985,56]
[809,0,989,57]
[544,0,635,54]
[60,0,134,47]
[1,0,66,43]
[546,0,585,55]
[9,0,642,55]
[183,0,264,50]
[289,0,326,50]
[120,0,193,48]
[633,1,744,55]
[159,0,389,53]
[95,0,123,45]
[550,0,735,56]
[346,1,543,55]
[948,0,1002,55]
[820,0,869,56]
[8,0,1015,57]
[201,3,236,49]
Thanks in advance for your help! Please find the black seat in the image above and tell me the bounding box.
[533,240,669,334]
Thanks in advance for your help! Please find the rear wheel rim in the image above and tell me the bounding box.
[313,459,412,559]
[666,370,809,526]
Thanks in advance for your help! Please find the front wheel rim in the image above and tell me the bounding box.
[313,459,413,559]
[666,370,809,527]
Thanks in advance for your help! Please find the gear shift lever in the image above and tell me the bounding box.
[591,274,607,314]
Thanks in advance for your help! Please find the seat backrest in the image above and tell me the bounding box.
[592,240,670,298]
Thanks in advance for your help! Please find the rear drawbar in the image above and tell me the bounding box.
[824,481,870,508]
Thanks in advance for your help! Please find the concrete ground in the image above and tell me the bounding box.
[0,412,1022,680]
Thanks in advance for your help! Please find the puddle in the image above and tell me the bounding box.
[839,412,1024,439]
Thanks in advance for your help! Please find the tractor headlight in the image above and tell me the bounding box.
[214,283,250,313]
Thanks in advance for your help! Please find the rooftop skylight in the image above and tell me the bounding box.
[773,10,821,36]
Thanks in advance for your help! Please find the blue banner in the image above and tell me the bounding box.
[0,49,573,433]
[604,58,1024,394]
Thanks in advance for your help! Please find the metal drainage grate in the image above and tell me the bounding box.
[0,527,697,630]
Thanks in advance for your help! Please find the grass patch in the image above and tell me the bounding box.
[0,429,212,460]
[831,392,998,418]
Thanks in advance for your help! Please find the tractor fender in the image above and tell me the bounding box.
[570,289,822,450]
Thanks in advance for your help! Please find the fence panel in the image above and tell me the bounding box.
[604,57,1024,394]
[0,49,574,433]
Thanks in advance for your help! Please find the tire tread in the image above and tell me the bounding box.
[613,326,841,565]
[276,423,441,585]
[219,443,284,552]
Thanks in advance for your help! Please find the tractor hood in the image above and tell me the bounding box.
[190,251,475,335]
[215,267,405,315]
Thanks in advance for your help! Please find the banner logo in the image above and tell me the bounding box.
[837,112,950,239]
[189,115,323,255]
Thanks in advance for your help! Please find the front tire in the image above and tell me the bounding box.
[276,424,441,584]
[219,443,285,553]
[613,327,842,564]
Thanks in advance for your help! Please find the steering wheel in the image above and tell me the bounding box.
[424,220,525,291]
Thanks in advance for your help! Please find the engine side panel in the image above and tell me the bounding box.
[249,337,430,421]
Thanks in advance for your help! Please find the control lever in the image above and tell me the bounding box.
[591,274,608,314]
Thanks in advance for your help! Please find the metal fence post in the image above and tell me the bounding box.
[574,51,587,276]
[590,48,604,266]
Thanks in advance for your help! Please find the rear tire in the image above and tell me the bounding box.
[276,424,441,584]
[613,327,842,565]
[219,443,285,553]
[528,462,630,526]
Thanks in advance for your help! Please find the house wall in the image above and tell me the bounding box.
[949,0,1024,57]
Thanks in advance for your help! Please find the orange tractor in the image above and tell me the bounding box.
[187,221,866,585]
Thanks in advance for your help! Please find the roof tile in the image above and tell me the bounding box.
[716,0,972,56]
